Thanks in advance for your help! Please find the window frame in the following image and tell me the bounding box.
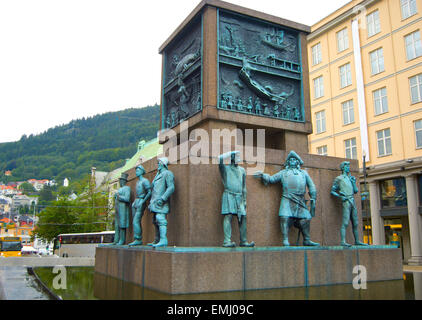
[405,30,422,61]
[373,87,389,116]
[401,0,418,20]
[344,137,357,160]
[339,63,352,88]
[317,145,328,156]
[414,119,422,149]
[315,110,326,134]
[313,76,324,99]
[336,28,349,53]
[369,47,385,75]
[341,99,355,125]
[410,74,422,104]
[376,128,392,157]
[366,10,381,38]
[311,42,322,66]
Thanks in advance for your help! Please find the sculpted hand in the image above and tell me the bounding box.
[253,171,263,179]
[156,199,164,207]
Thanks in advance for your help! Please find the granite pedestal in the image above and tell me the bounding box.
[95,245,402,294]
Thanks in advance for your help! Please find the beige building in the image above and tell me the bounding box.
[307,0,422,264]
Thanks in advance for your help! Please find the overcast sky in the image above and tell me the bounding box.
[0,0,351,143]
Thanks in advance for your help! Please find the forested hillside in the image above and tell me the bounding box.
[0,105,160,183]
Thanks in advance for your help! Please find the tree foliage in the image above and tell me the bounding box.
[33,183,111,242]
[19,182,36,195]
[0,105,160,183]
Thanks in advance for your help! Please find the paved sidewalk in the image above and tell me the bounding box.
[0,257,94,267]
[0,266,50,300]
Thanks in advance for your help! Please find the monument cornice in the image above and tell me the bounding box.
[159,0,311,54]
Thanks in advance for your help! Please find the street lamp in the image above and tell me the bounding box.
[362,149,370,244]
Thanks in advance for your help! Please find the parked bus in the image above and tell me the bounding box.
[55,231,115,257]
[20,235,31,246]
[0,236,22,257]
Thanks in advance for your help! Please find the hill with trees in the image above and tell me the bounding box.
[0,105,160,184]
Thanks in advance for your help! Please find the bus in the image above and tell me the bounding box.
[0,236,23,257]
[55,231,115,257]
[21,235,31,247]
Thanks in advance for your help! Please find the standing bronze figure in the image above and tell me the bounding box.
[148,157,175,247]
[331,161,368,247]
[113,173,131,245]
[129,165,151,246]
[254,151,319,246]
[219,151,255,248]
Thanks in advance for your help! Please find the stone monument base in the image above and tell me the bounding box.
[95,245,402,295]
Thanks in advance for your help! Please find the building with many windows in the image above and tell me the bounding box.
[307,0,422,265]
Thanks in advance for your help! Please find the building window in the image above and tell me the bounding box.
[315,110,326,134]
[410,74,422,103]
[341,100,354,125]
[313,76,324,99]
[380,178,407,208]
[339,63,352,88]
[370,48,385,75]
[337,28,349,52]
[373,87,389,115]
[311,42,322,65]
[414,119,422,148]
[317,145,328,156]
[366,10,381,37]
[376,128,392,156]
[344,137,357,159]
[401,0,417,20]
[405,31,422,60]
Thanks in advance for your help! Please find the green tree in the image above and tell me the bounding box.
[19,182,36,195]
[18,205,30,215]
[38,185,55,205]
[33,198,82,242]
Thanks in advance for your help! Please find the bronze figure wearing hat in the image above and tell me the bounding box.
[254,150,320,246]
[113,172,131,245]
[147,157,175,247]
[331,161,368,247]
[129,165,152,246]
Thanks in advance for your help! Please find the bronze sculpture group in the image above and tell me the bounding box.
[112,152,368,248]
[113,158,175,248]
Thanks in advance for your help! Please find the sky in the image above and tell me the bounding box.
[0,0,351,143]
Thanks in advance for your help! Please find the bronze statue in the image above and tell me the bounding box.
[147,157,175,247]
[331,161,368,247]
[254,151,319,246]
[129,165,151,246]
[113,173,131,245]
[219,151,255,248]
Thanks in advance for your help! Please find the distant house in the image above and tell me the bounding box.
[27,179,50,191]
[0,217,12,224]
[0,185,18,196]
[4,171,11,176]
[11,194,37,210]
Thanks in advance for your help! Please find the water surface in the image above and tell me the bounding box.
[33,267,421,300]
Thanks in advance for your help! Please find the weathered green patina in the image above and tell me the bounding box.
[147,157,175,247]
[113,173,131,245]
[128,165,152,246]
[219,151,254,248]
[254,151,319,247]
[331,161,368,247]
